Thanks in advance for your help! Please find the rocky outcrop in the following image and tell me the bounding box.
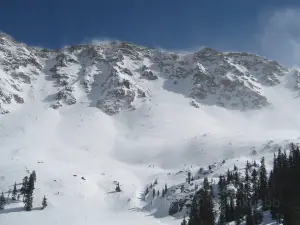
[0,32,296,115]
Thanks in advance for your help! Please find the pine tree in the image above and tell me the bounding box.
[253,209,263,225]
[246,160,251,170]
[259,157,268,210]
[0,192,6,210]
[164,184,168,195]
[218,176,227,224]
[152,189,156,198]
[226,169,232,184]
[187,195,200,225]
[228,194,235,222]
[251,168,259,202]
[157,190,160,197]
[246,207,254,225]
[203,177,210,191]
[41,195,47,209]
[31,170,37,183]
[234,165,238,171]
[234,170,240,187]
[12,182,17,201]
[187,171,191,184]
[198,188,215,225]
[235,183,246,224]
[145,186,149,196]
[115,182,121,192]
[181,216,187,225]
[24,171,36,211]
[244,166,251,203]
[20,176,28,202]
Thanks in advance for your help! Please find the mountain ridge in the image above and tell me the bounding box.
[0,32,297,115]
[0,32,299,225]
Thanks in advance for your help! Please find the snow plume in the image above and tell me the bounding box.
[154,45,206,55]
[259,8,300,67]
[82,37,119,45]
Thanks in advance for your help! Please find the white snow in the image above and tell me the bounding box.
[0,63,298,225]
[0,37,297,224]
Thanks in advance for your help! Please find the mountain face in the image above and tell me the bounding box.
[1,33,300,225]
[0,33,295,115]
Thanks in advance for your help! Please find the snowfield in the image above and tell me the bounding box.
[0,33,299,224]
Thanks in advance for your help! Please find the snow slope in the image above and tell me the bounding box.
[0,33,299,224]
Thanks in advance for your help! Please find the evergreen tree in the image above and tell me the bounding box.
[253,209,263,225]
[246,160,251,170]
[233,170,240,187]
[259,157,268,210]
[115,182,121,192]
[42,195,47,209]
[218,176,227,224]
[20,176,28,202]
[234,165,238,171]
[198,188,215,225]
[246,207,254,225]
[203,177,210,191]
[226,169,233,184]
[12,182,17,201]
[244,166,251,203]
[187,194,199,225]
[181,184,184,193]
[152,189,156,198]
[227,194,235,222]
[24,172,35,211]
[251,168,259,203]
[181,216,187,225]
[31,170,37,183]
[235,183,246,223]
[187,172,191,184]
[145,186,149,196]
[0,192,6,210]
[188,188,215,225]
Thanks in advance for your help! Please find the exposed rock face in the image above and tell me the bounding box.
[0,33,43,112]
[0,32,296,115]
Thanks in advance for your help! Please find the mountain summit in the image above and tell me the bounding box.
[1,33,298,115]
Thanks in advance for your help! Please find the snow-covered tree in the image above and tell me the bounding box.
[42,195,48,209]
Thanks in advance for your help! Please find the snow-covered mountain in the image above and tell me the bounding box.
[1,32,298,115]
[0,32,299,225]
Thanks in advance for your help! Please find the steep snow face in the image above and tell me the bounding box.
[0,34,299,225]
[0,34,294,115]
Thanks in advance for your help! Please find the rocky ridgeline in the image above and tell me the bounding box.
[0,33,43,113]
[0,33,297,114]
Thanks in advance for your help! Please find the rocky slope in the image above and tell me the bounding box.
[0,32,296,115]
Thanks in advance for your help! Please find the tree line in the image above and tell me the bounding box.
[181,143,300,225]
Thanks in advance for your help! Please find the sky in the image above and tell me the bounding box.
[1,0,300,66]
